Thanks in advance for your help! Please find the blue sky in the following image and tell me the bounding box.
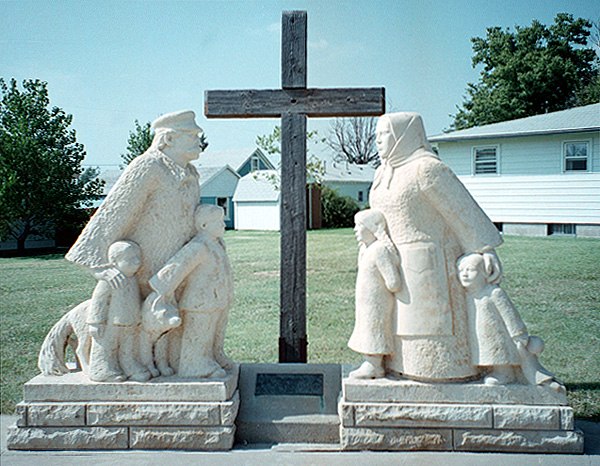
[2,0,598,166]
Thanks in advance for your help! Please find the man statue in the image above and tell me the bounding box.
[66,110,204,319]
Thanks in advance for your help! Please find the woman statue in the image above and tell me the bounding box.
[366,112,502,381]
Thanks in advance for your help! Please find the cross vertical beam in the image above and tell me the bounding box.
[279,12,308,362]
[204,10,385,364]
[279,112,308,362]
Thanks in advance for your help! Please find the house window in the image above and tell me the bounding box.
[548,224,576,236]
[251,155,260,172]
[563,141,589,172]
[358,191,364,202]
[473,146,498,174]
[216,197,229,220]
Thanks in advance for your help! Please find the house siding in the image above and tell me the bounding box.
[438,131,600,176]
[234,201,280,230]
[327,181,372,207]
[458,174,600,225]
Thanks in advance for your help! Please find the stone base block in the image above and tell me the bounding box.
[8,367,240,451]
[339,375,583,453]
[7,425,128,450]
[130,426,235,450]
[341,426,452,451]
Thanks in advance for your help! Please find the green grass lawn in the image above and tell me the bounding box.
[1,231,599,419]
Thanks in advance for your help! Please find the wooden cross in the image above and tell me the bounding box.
[205,11,385,363]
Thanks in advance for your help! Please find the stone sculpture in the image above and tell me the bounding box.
[348,209,402,379]
[457,253,560,389]
[150,204,234,379]
[86,240,148,382]
[340,112,580,453]
[367,112,503,382]
[37,110,233,382]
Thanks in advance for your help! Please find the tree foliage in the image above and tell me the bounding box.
[255,125,325,186]
[326,117,379,166]
[121,120,153,166]
[321,186,360,228]
[451,13,600,130]
[0,78,103,251]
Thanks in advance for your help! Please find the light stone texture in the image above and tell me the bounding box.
[221,390,240,426]
[341,426,453,451]
[351,403,492,428]
[150,204,233,379]
[339,402,354,427]
[24,365,239,402]
[87,402,220,426]
[342,373,567,405]
[130,426,235,450]
[7,425,128,450]
[27,403,86,427]
[560,407,575,430]
[493,405,559,430]
[237,415,340,445]
[454,428,584,453]
[86,390,239,426]
[368,112,503,381]
[15,403,26,427]
[38,110,236,384]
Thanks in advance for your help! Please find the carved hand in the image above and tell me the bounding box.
[93,267,127,289]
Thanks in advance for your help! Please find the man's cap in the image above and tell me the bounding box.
[151,110,203,133]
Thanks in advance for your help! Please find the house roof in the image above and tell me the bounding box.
[322,161,376,183]
[197,165,239,187]
[232,170,280,202]
[195,147,278,171]
[429,103,600,142]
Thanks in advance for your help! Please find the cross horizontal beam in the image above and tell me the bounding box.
[205,87,385,119]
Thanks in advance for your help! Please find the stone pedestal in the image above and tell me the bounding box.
[339,367,583,453]
[7,365,240,451]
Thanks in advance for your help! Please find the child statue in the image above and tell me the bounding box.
[87,240,151,382]
[458,253,562,390]
[348,209,402,379]
[150,204,234,379]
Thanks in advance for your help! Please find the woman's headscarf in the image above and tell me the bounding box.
[373,112,437,189]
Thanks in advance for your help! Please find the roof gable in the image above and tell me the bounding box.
[195,147,277,172]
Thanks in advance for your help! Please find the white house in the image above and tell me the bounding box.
[322,161,375,207]
[429,103,600,237]
[232,170,280,231]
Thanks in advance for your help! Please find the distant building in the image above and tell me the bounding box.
[429,103,600,238]
[233,170,280,231]
[196,165,240,229]
[322,161,376,207]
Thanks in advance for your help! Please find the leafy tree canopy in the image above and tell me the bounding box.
[255,126,325,187]
[121,120,153,166]
[451,13,600,130]
[0,78,103,251]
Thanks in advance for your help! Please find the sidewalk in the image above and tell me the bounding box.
[2,415,599,466]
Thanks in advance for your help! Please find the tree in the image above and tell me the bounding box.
[451,13,599,130]
[326,117,379,166]
[121,119,208,166]
[121,120,153,166]
[255,126,325,186]
[321,185,360,228]
[0,78,103,252]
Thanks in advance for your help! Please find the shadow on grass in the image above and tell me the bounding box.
[566,382,600,391]
[0,248,68,259]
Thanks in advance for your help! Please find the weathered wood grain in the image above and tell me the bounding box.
[281,11,307,89]
[279,113,307,362]
[204,88,385,118]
